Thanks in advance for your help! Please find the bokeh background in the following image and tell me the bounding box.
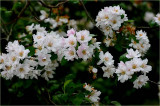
[1,0,159,105]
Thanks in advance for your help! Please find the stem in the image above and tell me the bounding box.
[2,0,30,41]
[79,0,104,35]
[39,0,68,8]
[148,80,160,85]
[45,87,57,105]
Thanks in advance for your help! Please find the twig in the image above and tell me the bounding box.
[45,87,57,105]
[0,17,10,35]
[136,26,160,30]
[3,0,30,41]
[79,0,104,35]
[39,0,68,8]
[148,80,160,85]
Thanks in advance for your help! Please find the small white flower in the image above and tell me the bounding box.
[39,10,48,20]
[154,13,160,25]
[97,51,114,66]
[16,63,30,79]
[92,68,98,73]
[37,53,51,66]
[65,35,77,47]
[133,75,149,89]
[136,30,148,40]
[102,65,115,78]
[33,32,45,43]
[140,58,152,73]
[26,23,34,34]
[144,12,154,22]
[77,44,92,61]
[44,18,58,29]
[76,30,92,44]
[115,61,132,83]
[41,70,55,81]
[126,48,141,59]
[64,47,78,61]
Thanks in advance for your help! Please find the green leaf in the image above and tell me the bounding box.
[89,34,96,37]
[12,2,22,10]
[26,46,35,56]
[61,57,68,66]
[127,20,134,23]
[64,80,72,93]
[119,53,129,62]
[50,52,58,60]
[121,14,124,19]
[111,101,121,106]
[71,93,84,105]
[115,44,123,52]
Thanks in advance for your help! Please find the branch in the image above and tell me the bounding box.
[148,80,160,85]
[4,0,30,26]
[38,0,68,8]
[1,0,30,41]
[79,0,104,35]
[136,26,160,30]
[45,87,57,105]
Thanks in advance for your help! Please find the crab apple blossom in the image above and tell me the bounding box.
[97,51,114,66]
[102,65,115,78]
[77,44,93,61]
[67,28,76,36]
[133,75,149,89]
[39,10,48,20]
[154,13,160,25]
[0,2,157,105]
[126,48,141,59]
[76,30,92,44]
[96,5,128,37]
[83,83,101,105]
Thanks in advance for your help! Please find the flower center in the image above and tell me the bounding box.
[81,35,85,41]
[12,56,16,61]
[112,20,117,24]
[121,70,125,75]
[69,40,75,45]
[105,16,109,19]
[0,59,4,64]
[138,81,142,85]
[82,50,86,55]
[19,68,24,72]
[42,58,46,62]
[38,46,42,50]
[69,51,74,56]
[141,64,145,68]
[139,34,143,36]
[48,42,53,47]
[5,65,12,71]
[46,71,51,75]
[105,57,109,61]
[132,64,137,69]
[19,51,24,57]
[37,36,42,39]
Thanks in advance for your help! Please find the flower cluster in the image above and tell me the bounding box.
[39,10,68,29]
[129,30,150,55]
[96,5,128,37]
[115,48,151,89]
[154,13,160,25]
[27,24,101,62]
[97,51,115,78]
[1,23,101,81]
[83,83,101,106]
[0,41,39,80]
